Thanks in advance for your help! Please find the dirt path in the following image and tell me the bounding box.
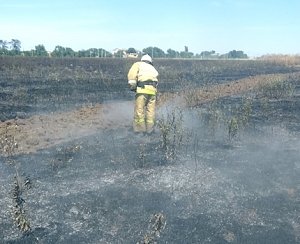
[1,72,298,155]
[0,102,134,155]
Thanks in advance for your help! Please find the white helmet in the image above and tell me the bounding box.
[141,54,152,63]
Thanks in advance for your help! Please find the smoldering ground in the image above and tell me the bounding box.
[1,91,300,243]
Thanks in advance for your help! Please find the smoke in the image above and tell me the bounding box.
[151,97,300,236]
[102,100,134,125]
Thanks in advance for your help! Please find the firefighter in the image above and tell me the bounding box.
[127,54,159,134]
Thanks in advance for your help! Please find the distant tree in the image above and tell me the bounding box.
[0,40,8,49]
[87,48,98,57]
[127,47,136,53]
[98,48,111,57]
[142,46,165,58]
[51,46,76,57]
[219,53,228,59]
[77,50,88,57]
[198,50,216,59]
[166,48,179,58]
[237,50,248,59]
[0,40,9,55]
[22,50,35,57]
[34,44,48,56]
[51,46,65,57]
[84,48,111,58]
[65,47,75,57]
[101,49,112,57]
[9,39,21,55]
[227,50,248,59]
[114,49,125,58]
[180,51,194,58]
[228,50,238,58]
[10,39,21,50]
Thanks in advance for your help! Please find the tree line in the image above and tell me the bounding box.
[0,39,248,59]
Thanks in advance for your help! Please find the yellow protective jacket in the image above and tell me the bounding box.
[127,61,159,95]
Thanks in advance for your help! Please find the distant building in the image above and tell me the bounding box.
[112,48,126,58]
[126,52,139,58]
[112,48,139,58]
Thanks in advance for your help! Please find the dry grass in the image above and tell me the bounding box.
[258,54,300,66]
[158,71,300,108]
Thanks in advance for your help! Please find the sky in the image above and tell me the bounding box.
[1,0,299,57]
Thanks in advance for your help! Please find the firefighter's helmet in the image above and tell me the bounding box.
[141,54,152,63]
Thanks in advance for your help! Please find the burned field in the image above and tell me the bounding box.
[0,57,300,243]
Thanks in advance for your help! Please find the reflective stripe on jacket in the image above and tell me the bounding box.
[127,61,159,95]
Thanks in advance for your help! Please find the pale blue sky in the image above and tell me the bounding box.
[1,0,299,57]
